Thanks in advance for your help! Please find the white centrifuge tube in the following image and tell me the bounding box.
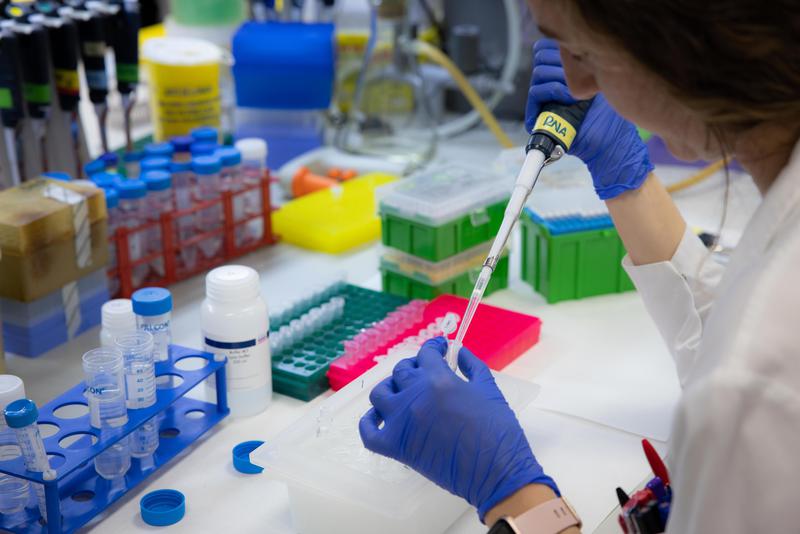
[3,399,56,521]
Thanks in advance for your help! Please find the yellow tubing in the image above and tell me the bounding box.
[666,159,727,194]
[412,40,515,149]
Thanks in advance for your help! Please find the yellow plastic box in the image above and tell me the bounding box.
[273,172,397,254]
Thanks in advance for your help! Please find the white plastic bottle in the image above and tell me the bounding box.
[100,299,138,348]
[202,265,271,417]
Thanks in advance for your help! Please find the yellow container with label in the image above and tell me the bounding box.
[274,172,397,254]
[142,37,224,141]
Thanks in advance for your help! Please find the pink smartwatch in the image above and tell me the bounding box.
[488,498,582,534]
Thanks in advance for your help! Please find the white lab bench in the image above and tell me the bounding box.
[2,125,760,533]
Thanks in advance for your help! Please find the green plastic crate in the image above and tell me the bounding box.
[270,284,408,400]
[381,256,509,299]
[381,200,507,262]
[378,166,513,262]
[520,217,635,303]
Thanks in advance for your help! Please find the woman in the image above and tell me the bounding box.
[360,1,799,533]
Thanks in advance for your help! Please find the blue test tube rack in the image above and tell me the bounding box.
[0,345,229,533]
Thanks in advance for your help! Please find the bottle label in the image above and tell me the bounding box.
[204,332,270,392]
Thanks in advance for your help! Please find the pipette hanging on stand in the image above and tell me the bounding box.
[0,28,25,188]
[33,5,85,179]
[109,0,140,152]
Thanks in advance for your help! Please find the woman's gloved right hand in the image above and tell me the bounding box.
[525,38,654,200]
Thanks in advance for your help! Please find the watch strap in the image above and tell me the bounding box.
[503,498,582,534]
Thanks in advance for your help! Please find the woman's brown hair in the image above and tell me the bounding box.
[561,1,800,132]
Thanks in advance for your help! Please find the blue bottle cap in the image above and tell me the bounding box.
[190,142,217,157]
[192,155,222,176]
[216,147,242,168]
[101,152,119,168]
[132,287,173,316]
[84,158,105,176]
[117,179,147,200]
[105,188,119,209]
[140,157,171,173]
[123,150,144,163]
[4,398,38,429]
[232,441,265,474]
[170,160,192,173]
[170,135,194,153]
[91,172,117,190]
[144,142,175,159]
[140,489,185,527]
[143,170,173,191]
[191,126,218,143]
[43,172,72,182]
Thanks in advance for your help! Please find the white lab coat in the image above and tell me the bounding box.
[623,140,800,533]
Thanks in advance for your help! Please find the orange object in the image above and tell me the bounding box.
[292,166,339,198]
[327,167,343,180]
[340,169,358,181]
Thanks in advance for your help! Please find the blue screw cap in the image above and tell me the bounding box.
[140,489,185,527]
[143,170,173,191]
[190,142,217,157]
[84,158,105,177]
[216,147,242,168]
[144,142,175,159]
[123,150,144,163]
[132,287,173,316]
[105,188,119,209]
[91,172,118,190]
[170,135,194,153]
[192,155,222,176]
[141,157,171,173]
[100,152,119,168]
[232,441,265,474]
[4,398,38,429]
[117,179,147,200]
[170,160,192,173]
[191,126,218,143]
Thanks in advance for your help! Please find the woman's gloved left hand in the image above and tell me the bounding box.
[359,337,558,522]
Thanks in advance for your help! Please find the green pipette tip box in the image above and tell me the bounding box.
[271,284,408,401]
[381,255,510,300]
[520,216,635,304]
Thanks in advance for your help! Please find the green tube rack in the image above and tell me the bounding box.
[270,284,408,400]
[520,213,635,303]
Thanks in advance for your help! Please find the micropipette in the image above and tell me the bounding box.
[445,100,593,370]
[109,0,140,152]
[0,29,25,187]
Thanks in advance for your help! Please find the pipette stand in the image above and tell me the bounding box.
[0,345,229,534]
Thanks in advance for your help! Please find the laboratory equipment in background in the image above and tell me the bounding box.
[1,270,109,358]
[192,154,224,260]
[232,21,334,168]
[109,0,142,152]
[142,37,224,141]
[273,171,397,253]
[0,178,108,295]
[202,265,271,417]
[0,344,228,533]
[334,0,523,167]
[234,137,268,244]
[252,352,540,534]
[335,0,438,168]
[131,287,173,362]
[100,298,137,347]
[166,0,246,49]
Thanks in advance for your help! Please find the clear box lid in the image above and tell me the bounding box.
[381,241,509,285]
[251,352,539,523]
[377,165,513,226]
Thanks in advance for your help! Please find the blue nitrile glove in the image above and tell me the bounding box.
[359,337,558,522]
[525,38,654,200]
